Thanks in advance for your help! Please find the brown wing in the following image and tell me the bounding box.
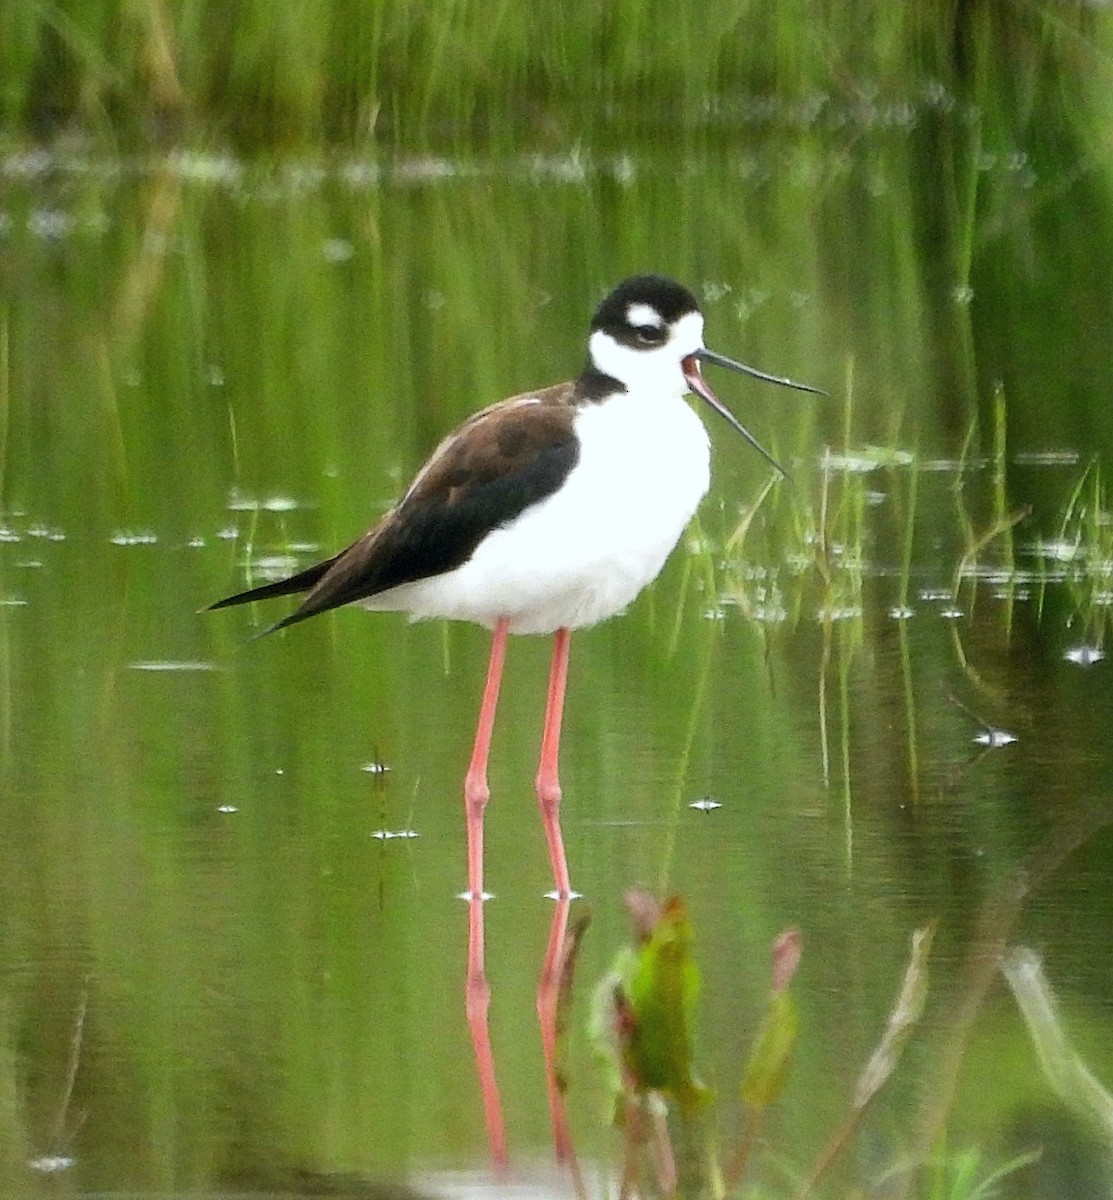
[211,385,581,633]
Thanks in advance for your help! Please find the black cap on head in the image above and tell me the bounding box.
[591,275,701,333]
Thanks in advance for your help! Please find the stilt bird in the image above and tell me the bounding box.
[209,275,821,898]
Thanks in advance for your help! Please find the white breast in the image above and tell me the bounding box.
[365,393,712,634]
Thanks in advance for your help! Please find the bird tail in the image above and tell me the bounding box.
[206,556,338,613]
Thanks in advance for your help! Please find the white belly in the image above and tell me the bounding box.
[365,393,712,634]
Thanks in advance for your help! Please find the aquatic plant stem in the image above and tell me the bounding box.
[898,459,920,803]
[818,620,832,790]
[657,619,715,895]
[0,310,8,508]
[838,620,853,870]
[991,382,1016,637]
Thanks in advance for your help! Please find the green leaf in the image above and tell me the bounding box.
[740,990,798,1108]
[588,947,640,1122]
[625,896,708,1113]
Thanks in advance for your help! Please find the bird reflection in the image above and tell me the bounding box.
[465,892,588,1189]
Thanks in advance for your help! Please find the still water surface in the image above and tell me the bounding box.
[3,115,1113,1198]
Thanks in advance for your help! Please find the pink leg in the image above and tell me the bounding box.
[535,627,572,897]
[466,893,508,1170]
[464,618,510,900]
[538,896,574,1161]
[464,621,510,1167]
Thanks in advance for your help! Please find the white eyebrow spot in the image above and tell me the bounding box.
[625,302,664,328]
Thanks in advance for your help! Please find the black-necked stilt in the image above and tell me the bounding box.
[209,275,821,899]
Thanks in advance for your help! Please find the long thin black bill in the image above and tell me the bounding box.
[694,346,826,396]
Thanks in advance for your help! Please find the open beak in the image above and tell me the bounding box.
[682,347,825,478]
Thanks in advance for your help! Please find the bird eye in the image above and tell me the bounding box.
[633,324,665,345]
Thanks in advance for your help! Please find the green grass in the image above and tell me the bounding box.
[1034,458,1113,650]
[4,88,1113,1194]
[3,1,1113,146]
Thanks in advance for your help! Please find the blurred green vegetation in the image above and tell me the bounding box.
[1,0,1112,146]
[4,2,1113,1195]
[3,122,1113,1193]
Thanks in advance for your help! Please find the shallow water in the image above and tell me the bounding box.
[3,121,1113,1199]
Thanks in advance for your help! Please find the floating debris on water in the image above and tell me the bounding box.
[167,149,245,186]
[226,492,303,513]
[129,661,218,672]
[394,157,461,183]
[338,159,383,188]
[957,563,1032,586]
[1013,449,1081,466]
[28,208,73,239]
[1065,645,1105,667]
[817,604,863,621]
[821,445,915,473]
[973,728,1017,747]
[322,238,354,262]
[110,531,158,546]
[528,151,589,183]
[1030,539,1084,563]
[921,456,990,472]
[28,1155,74,1174]
[245,554,303,580]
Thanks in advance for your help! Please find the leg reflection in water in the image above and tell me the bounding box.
[465,892,588,1190]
